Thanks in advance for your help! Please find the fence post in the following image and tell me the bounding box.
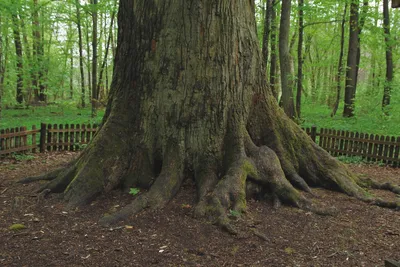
[311,126,317,143]
[40,123,46,153]
[32,125,37,153]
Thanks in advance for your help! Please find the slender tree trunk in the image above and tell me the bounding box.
[269,0,278,101]
[0,15,4,116]
[331,3,347,117]
[75,0,86,108]
[343,1,359,118]
[20,14,33,102]
[279,0,296,118]
[70,47,74,99]
[11,14,24,104]
[97,0,116,102]
[85,17,92,102]
[91,0,98,117]
[296,0,304,118]
[382,0,393,113]
[262,0,272,71]
[32,0,45,102]
[354,0,368,87]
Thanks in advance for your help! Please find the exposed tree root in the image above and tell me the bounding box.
[17,160,76,184]
[99,143,185,226]
[20,121,399,232]
[356,177,400,210]
[358,177,400,195]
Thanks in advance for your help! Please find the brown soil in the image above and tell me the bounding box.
[0,152,399,267]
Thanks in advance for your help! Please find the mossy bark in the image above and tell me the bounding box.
[23,0,398,229]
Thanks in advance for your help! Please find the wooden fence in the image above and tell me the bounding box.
[304,126,400,167]
[0,123,98,157]
[1,124,399,166]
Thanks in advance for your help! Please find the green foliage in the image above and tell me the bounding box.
[13,153,35,161]
[129,188,140,196]
[301,87,400,136]
[336,156,367,164]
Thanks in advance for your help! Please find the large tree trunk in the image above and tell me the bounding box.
[22,0,398,230]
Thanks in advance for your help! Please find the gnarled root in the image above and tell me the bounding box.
[99,143,185,226]
[17,160,76,184]
[357,177,400,210]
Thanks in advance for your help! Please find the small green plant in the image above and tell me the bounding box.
[13,153,35,162]
[336,155,367,164]
[74,143,88,150]
[229,209,241,217]
[9,223,26,231]
[129,188,140,196]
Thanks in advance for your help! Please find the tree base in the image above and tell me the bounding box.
[19,128,400,233]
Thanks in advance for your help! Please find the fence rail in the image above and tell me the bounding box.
[1,124,399,167]
[303,126,400,167]
[0,123,98,157]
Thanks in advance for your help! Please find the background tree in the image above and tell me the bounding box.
[296,0,304,118]
[75,0,86,108]
[11,2,24,104]
[269,0,278,101]
[32,0,45,102]
[331,3,347,117]
[91,0,98,117]
[0,14,5,117]
[382,0,393,114]
[343,0,359,118]
[279,0,296,118]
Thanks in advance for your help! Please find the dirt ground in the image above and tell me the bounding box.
[0,152,399,267]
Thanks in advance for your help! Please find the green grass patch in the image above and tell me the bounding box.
[301,98,400,136]
[0,105,104,129]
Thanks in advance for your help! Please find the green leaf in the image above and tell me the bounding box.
[129,188,140,196]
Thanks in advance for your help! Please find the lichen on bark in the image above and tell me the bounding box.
[20,0,399,231]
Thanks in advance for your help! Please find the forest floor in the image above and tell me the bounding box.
[0,152,399,267]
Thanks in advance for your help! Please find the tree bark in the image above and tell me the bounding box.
[331,3,347,117]
[279,0,296,119]
[343,1,359,118]
[23,0,397,230]
[382,0,393,113]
